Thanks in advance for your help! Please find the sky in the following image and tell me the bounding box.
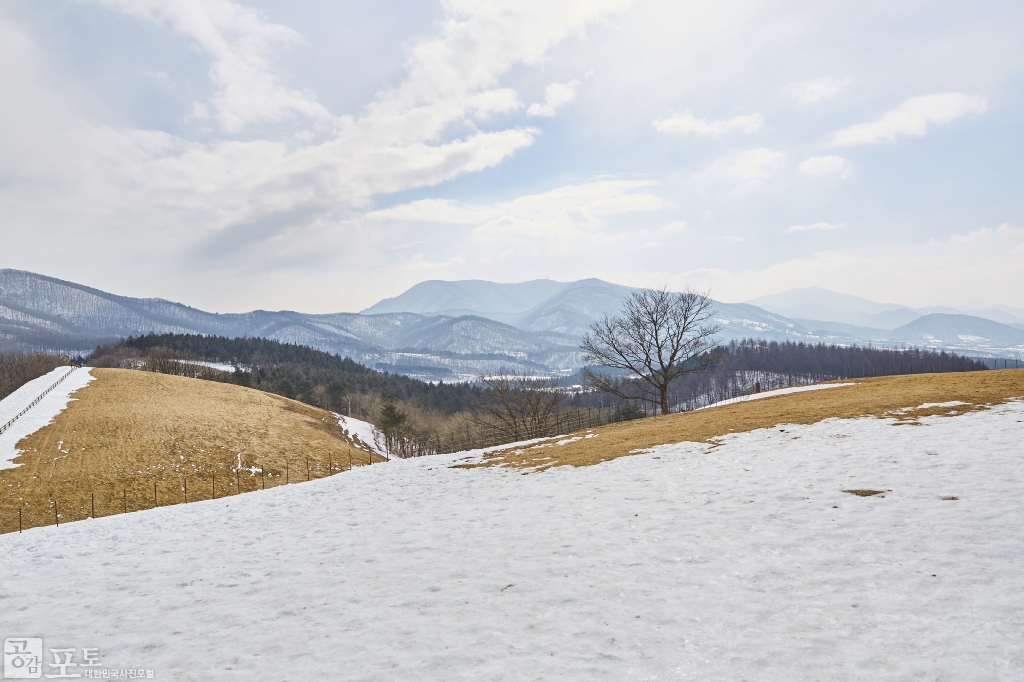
[1,0,1022,313]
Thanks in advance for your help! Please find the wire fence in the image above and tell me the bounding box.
[4,450,384,535]
[0,366,77,436]
[5,359,1020,534]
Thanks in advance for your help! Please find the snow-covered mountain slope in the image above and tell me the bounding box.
[2,401,1021,679]
[5,269,1021,380]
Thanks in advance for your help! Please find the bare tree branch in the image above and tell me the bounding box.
[581,287,721,415]
[473,369,566,440]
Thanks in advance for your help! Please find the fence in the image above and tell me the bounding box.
[5,360,1020,534]
[0,366,77,436]
[3,449,381,535]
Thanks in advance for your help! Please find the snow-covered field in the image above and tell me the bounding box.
[2,401,1022,680]
[0,366,94,469]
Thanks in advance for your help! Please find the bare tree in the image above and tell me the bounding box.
[475,369,566,441]
[581,287,721,415]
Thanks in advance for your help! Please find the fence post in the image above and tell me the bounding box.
[123,488,127,514]
[54,501,59,527]
[19,509,22,533]
[154,481,157,508]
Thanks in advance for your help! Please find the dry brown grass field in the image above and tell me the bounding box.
[459,369,1024,472]
[1,368,379,534]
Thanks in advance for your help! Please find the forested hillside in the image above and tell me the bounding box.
[89,334,484,417]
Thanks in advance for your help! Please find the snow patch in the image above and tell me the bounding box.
[697,381,856,410]
[1,401,1022,678]
[336,414,386,455]
[0,367,96,469]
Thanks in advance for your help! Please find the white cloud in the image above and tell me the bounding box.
[781,76,851,105]
[526,80,581,117]
[368,180,663,257]
[949,222,1022,243]
[703,225,1024,307]
[786,222,845,233]
[468,88,523,118]
[799,155,849,178]
[653,111,763,136]
[98,0,332,133]
[369,180,662,224]
[720,148,787,180]
[830,93,989,146]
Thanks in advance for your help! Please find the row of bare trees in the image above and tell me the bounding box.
[0,351,73,402]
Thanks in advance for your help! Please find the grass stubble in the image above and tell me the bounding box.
[3,367,1021,534]
[0,368,378,534]
[459,369,1024,471]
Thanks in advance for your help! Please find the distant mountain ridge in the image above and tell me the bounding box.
[2,270,1021,380]
[748,286,1024,329]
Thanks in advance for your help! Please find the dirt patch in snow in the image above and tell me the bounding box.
[461,369,1024,471]
[842,489,886,497]
[0,368,379,534]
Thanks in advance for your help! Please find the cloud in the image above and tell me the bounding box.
[781,76,851,105]
[720,148,787,180]
[5,1,632,229]
[949,222,1021,243]
[369,180,662,224]
[702,224,1024,307]
[799,155,849,178]
[526,80,581,117]
[786,222,845,233]
[830,93,988,146]
[368,180,663,257]
[653,111,763,136]
[98,0,332,133]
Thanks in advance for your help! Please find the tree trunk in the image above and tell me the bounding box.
[660,385,669,416]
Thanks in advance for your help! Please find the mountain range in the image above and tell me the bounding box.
[1,269,1021,381]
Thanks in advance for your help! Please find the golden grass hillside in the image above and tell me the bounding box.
[1,368,380,534]
[460,369,1024,471]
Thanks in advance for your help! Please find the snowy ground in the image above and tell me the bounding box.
[697,381,855,410]
[2,401,1023,680]
[337,414,386,456]
[0,366,95,469]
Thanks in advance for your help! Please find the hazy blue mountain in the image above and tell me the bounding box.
[791,319,891,340]
[914,306,1024,326]
[5,270,1021,382]
[0,269,578,380]
[746,286,904,323]
[513,280,634,335]
[751,286,1024,328]
[855,308,922,330]
[362,279,572,320]
[889,314,1024,348]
